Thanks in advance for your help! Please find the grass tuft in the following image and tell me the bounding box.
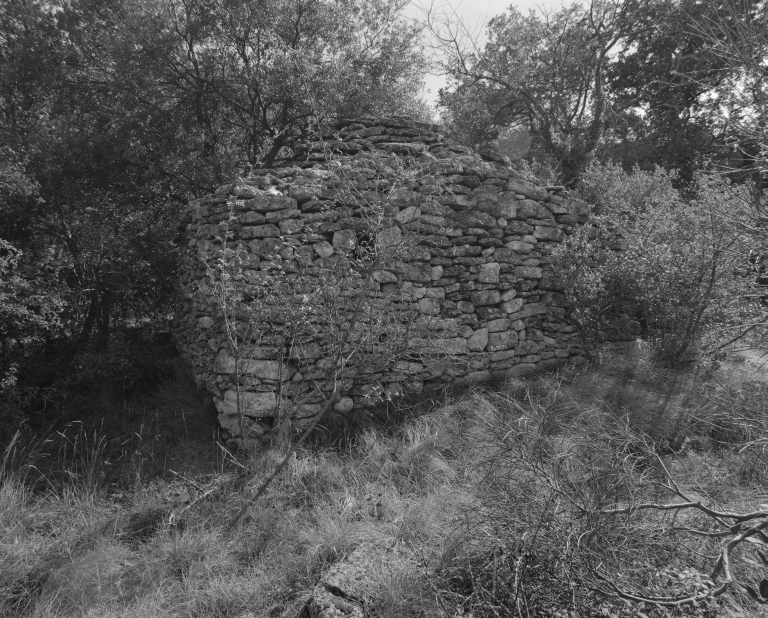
[1,350,767,617]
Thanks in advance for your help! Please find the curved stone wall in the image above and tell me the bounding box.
[175,116,591,441]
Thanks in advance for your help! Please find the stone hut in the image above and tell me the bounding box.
[175,116,590,442]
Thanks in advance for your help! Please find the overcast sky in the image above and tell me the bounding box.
[405,0,562,107]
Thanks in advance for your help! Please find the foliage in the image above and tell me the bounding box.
[0,240,69,440]
[604,0,734,181]
[430,0,653,183]
[0,0,427,430]
[199,150,455,510]
[430,0,764,185]
[441,359,768,617]
[684,0,768,180]
[2,360,768,616]
[554,162,758,364]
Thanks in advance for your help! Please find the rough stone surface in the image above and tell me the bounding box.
[467,328,489,352]
[302,540,395,618]
[314,241,335,258]
[478,262,500,283]
[214,390,277,416]
[175,116,589,440]
[334,396,354,413]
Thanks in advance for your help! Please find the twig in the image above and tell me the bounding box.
[168,468,204,492]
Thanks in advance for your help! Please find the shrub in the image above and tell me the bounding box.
[553,163,758,364]
[0,240,69,444]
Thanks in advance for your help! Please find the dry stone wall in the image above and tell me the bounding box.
[175,116,591,442]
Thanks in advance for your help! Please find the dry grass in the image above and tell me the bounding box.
[1,350,767,617]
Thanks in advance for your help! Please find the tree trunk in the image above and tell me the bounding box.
[96,288,112,350]
[79,290,100,346]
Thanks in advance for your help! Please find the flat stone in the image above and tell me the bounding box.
[332,229,357,251]
[437,193,475,210]
[305,540,395,618]
[515,266,543,279]
[501,298,524,314]
[517,340,541,355]
[279,218,304,235]
[487,331,519,352]
[533,226,564,241]
[500,289,517,302]
[456,210,497,229]
[470,290,500,306]
[421,214,448,227]
[407,262,433,283]
[516,199,552,220]
[493,248,523,264]
[506,178,549,201]
[240,224,281,239]
[395,206,420,224]
[395,360,423,373]
[431,265,444,280]
[505,240,535,253]
[522,302,547,317]
[418,298,441,315]
[467,328,489,352]
[266,208,301,222]
[239,211,266,224]
[562,196,591,218]
[506,363,537,377]
[478,262,500,283]
[405,380,424,393]
[380,282,398,295]
[242,194,297,212]
[486,318,511,332]
[401,281,426,298]
[288,185,322,203]
[491,193,517,218]
[334,397,354,413]
[248,238,282,258]
[474,185,498,203]
[213,350,293,379]
[373,269,399,283]
[414,337,468,355]
[292,342,322,360]
[476,306,504,320]
[490,349,517,362]
[313,241,335,258]
[376,226,402,250]
[233,184,260,199]
[415,316,460,330]
[214,390,277,417]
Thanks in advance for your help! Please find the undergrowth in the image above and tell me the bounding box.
[1,349,767,618]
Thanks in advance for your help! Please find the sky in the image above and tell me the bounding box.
[404,0,562,107]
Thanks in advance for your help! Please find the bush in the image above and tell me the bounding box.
[0,240,69,444]
[553,163,758,365]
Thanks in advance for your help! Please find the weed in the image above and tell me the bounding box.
[1,351,767,617]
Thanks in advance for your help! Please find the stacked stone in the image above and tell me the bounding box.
[175,116,591,441]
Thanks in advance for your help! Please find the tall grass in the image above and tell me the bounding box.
[0,351,766,617]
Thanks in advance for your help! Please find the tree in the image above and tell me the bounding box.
[0,0,428,358]
[686,0,768,182]
[123,0,427,167]
[428,0,650,184]
[604,0,760,182]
